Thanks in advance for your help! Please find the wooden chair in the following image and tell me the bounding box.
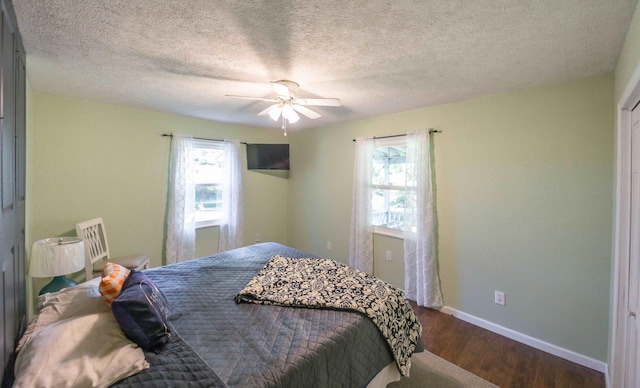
[75,217,150,280]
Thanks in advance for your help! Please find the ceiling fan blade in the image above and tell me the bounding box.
[225,95,279,102]
[271,82,291,100]
[296,98,342,107]
[292,104,321,119]
[258,104,279,115]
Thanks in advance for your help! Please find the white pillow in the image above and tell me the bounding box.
[14,311,149,388]
[17,277,106,351]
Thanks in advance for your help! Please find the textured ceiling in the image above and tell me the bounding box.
[12,0,637,130]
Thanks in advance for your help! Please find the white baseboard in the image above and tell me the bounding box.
[439,306,607,373]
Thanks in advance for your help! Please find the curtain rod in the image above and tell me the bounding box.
[351,129,441,142]
[161,133,248,145]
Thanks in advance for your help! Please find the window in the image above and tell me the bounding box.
[372,138,408,238]
[191,140,225,228]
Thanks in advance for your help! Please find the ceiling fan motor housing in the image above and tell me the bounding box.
[273,80,299,100]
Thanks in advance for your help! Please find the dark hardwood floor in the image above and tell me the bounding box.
[411,303,606,388]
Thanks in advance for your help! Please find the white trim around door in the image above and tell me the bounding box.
[611,63,640,388]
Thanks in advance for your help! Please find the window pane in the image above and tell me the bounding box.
[372,188,405,230]
[192,145,225,224]
[195,184,222,222]
[372,145,407,186]
[192,148,224,185]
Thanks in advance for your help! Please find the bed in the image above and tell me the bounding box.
[12,242,422,387]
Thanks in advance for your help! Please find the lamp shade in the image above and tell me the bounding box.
[29,237,85,278]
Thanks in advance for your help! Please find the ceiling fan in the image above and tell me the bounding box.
[226,80,341,135]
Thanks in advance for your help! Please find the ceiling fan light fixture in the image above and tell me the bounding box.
[282,103,299,123]
[267,105,282,121]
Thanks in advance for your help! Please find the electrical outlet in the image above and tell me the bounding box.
[385,250,392,261]
[326,242,332,250]
[255,233,261,243]
[495,291,506,306]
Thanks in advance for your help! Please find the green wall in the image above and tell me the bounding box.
[27,92,290,275]
[288,74,614,362]
[26,76,615,363]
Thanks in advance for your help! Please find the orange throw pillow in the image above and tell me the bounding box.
[99,263,131,306]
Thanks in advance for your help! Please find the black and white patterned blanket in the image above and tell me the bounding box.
[235,255,422,376]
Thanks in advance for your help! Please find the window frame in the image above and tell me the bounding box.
[191,139,226,229]
[371,137,408,239]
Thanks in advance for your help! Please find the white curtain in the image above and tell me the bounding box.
[166,133,196,264]
[219,139,243,252]
[349,136,375,274]
[403,129,444,307]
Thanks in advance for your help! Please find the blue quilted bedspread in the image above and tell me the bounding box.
[115,243,402,387]
[235,255,422,376]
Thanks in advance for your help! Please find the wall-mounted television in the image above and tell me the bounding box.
[246,144,290,170]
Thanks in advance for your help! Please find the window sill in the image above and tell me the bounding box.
[196,220,222,229]
[373,227,404,240]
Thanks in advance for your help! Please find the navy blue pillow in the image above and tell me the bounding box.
[111,270,171,352]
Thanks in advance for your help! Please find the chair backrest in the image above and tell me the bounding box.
[75,217,111,280]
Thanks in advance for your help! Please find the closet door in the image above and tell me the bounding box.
[627,104,640,387]
[0,0,24,382]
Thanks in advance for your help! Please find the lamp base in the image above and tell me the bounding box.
[39,275,78,295]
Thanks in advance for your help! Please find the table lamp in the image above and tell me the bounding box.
[29,237,86,295]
